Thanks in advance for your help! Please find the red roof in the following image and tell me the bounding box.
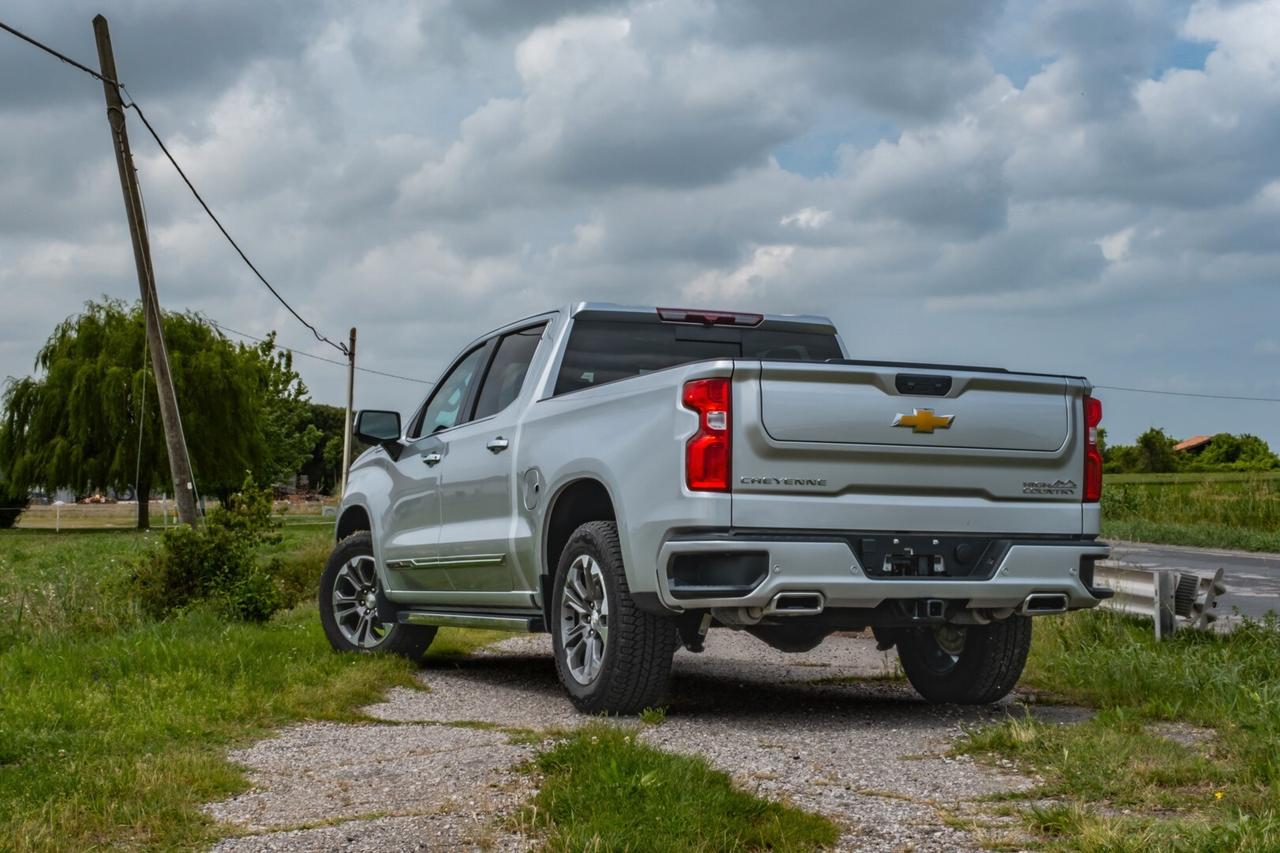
[1174,435,1213,452]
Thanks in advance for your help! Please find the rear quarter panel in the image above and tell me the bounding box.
[516,360,734,594]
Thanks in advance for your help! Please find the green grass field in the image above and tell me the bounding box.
[958,610,1280,850]
[1102,473,1280,552]
[0,527,504,850]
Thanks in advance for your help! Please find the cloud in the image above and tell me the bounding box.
[2,0,1279,455]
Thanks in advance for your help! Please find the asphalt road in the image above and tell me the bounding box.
[1107,541,1280,621]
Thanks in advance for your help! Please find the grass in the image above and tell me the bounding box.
[956,609,1280,850]
[0,526,510,851]
[1101,474,1280,552]
[522,723,840,852]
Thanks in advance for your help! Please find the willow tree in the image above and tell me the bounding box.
[0,299,314,528]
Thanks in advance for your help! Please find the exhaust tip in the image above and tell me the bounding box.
[764,591,825,616]
[1019,593,1069,615]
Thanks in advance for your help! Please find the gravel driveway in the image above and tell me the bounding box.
[208,631,1078,851]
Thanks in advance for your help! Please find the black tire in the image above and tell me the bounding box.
[319,532,437,660]
[896,616,1032,704]
[550,521,680,715]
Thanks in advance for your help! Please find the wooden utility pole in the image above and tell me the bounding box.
[340,327,357,497]
[93,15,199,527]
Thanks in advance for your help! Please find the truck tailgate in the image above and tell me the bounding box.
[760,365,1067,451]
[733,361,1088,536]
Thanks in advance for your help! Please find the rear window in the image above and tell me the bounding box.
[554,319,842,395]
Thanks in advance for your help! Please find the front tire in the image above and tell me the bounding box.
[551,521,679,715]
[319,532,437,660]
[896,616,1032,704]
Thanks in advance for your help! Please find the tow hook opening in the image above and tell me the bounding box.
[1018,593,1069,615]
[764,591,825,616]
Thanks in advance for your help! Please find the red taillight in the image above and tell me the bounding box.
[1084,396,1102,502]
[682,378,732,492]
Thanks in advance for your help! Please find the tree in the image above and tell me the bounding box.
[300,402,346,494]
[0,470,25,529]
[1104,427,1180,474]
[0,299,316,528]
[1198,433,1279,471]
[248,335,322,489]
[1134,427,1180,473]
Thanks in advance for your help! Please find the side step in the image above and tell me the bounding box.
[399,610,544,632]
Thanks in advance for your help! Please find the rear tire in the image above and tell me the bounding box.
[551,521,679,714]
[896,616,1032,704]
[319,532,437,660]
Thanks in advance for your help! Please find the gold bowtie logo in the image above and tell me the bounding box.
[892,408,955,434]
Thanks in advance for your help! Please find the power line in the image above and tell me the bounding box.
[0,19,115,85]
[210,321,430,385]
[0,16,348,357]
[123,94,350,356]
[1094,385,1280,404]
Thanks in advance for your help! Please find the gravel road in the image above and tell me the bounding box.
[208,631,1083,851]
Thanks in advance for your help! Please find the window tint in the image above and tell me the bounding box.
[418,345,488,434]
[553,320,842,395]
[473,324,546,420]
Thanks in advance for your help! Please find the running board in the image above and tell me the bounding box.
[399,610,544,632]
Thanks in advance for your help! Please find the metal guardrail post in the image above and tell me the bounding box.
[1094,561,1228,638]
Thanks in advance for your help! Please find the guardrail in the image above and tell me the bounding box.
[1093,561,1226,639]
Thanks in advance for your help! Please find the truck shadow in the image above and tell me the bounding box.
[420,645,1090,728]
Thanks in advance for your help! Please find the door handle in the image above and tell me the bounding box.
[486,437,510,454]
[422,452,443,466]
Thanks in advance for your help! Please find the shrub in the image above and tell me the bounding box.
[132,479,284,622]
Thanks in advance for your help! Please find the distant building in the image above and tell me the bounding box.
[1174,435,1213,454]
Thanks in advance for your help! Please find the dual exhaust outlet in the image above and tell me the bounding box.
[740,591,1067,621]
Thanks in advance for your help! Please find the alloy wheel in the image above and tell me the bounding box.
[331,554,389,649]
[559,553,610,684]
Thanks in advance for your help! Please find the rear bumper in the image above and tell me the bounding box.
[653,530,1110,613]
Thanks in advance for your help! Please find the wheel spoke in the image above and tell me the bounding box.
[351,556,376,587]
[563,587,589,615]
[570,571,590,605]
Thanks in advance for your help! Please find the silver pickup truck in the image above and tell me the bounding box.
[322,303,1110,713]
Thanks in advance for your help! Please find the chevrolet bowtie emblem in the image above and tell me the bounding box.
[892,408,955,434]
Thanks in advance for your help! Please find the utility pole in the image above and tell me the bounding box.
[339,327,357,497]
[93,15,199,527]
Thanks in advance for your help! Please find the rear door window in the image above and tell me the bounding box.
[472,324,547,420]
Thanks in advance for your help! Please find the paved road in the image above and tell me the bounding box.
[1107,541,1280,621]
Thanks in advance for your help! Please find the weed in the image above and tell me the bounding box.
[639,706,668,725]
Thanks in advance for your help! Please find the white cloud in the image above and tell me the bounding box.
[2,0,1280,453]
[1097,227,1136,262]
[780,208,832,229]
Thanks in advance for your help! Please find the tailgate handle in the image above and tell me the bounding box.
[896,373,952,396]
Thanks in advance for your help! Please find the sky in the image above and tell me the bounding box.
[1,0,1278,448]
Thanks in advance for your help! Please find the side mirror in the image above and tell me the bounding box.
[354,410,401,445]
